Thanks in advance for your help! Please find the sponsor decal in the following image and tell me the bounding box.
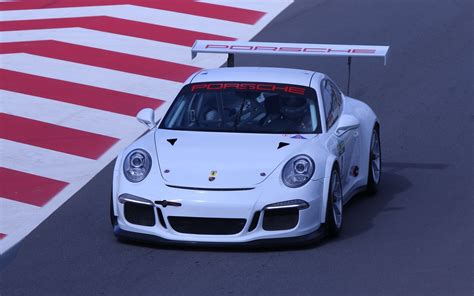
[191,83,306,95]
[350,166,359,177]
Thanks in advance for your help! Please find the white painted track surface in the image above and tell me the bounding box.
[0,0,293,254]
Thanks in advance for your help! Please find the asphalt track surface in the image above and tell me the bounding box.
[1,0,473,295]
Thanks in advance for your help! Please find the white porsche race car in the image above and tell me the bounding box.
[111,41,389,246]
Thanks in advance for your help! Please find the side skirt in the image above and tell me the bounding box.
[343,185,366,206]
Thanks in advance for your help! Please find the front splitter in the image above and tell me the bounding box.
[113,225,326,249]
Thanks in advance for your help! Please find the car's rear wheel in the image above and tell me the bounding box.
[366,125,381,195]
[325,165,343,237]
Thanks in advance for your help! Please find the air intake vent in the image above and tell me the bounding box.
[168,216,246,235]
[263,208,299,231]
[124,202,155,226]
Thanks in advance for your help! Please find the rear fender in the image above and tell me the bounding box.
[344,97,378,187]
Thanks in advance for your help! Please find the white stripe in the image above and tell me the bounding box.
[0,4,251,38]
[0,0,293,255]
[0,90,144,139]
[0,53,183,99]
[0,28,228,68]
[198,0,294,34]
[0,131,140,254]
[0,139,97,183]
[0,198,40,242]
[198,0,293,13]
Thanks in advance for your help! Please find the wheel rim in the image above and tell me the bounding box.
[370,130,381,184]
[331,170,343,228]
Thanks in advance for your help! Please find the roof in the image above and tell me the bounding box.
[190,67,324,86]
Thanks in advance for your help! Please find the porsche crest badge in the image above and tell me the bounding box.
[208,170,217,182]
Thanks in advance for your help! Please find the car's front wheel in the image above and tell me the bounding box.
[110,193,117,227]
[366,125,381,195]
[325,165,343,237]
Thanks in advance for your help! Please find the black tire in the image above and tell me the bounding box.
[110,193,118,227]
[366,125,382,196]
[325,165,343,237]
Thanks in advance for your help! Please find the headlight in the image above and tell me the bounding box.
[282,155,314,188]
[123,149,152,183]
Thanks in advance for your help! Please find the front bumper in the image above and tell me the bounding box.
[113,178,326,245]
[113,224,326,248]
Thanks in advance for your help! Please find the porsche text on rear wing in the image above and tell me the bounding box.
[191,40,390,94]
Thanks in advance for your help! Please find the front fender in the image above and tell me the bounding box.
[112,130,159,216]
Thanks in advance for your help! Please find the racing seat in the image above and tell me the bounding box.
[260,94,282,126]
[265,96,308,132]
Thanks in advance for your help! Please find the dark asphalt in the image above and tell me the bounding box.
[1,0,472,295]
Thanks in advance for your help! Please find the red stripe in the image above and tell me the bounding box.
[0,40,200,82]
[0,233,6,239]
[0,114,118,159]
[0,16,235,47]
[0,69,164,116]
[0,168,68,207]
[0,0,264,25]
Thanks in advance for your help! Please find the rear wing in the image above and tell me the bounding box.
[191,40,390,94]
[191,40,389,65]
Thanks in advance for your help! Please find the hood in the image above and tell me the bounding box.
[154,129,317,188]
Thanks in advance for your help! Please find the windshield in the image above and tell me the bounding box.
[160,82,321,134]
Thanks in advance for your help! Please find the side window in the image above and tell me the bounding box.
[329,80,343,121]
[321,80,332,125]
[321,79,343,129]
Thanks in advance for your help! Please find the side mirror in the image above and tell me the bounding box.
[335,114,360,137]
[136,108,156,130]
